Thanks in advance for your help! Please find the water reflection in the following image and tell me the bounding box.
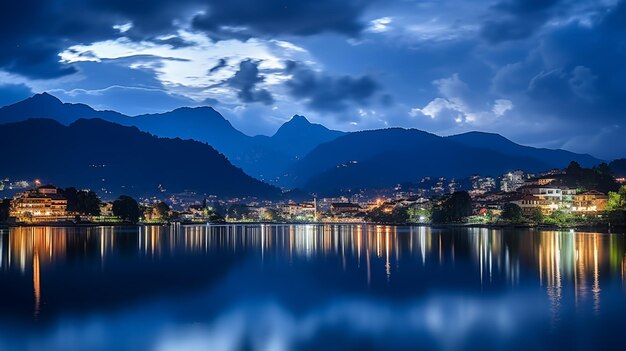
[1,225,625,316]
[0,225,625,350]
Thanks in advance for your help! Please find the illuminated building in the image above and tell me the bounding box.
[280,202,316,221]
[330,202,362,216]
[518,184,576,213]
[572,190,608,213]
[500,170,526,192]
[10,185,70,223]
[513,195,550,215]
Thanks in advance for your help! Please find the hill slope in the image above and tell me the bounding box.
[268,115,346,158]
[610,159,626,177]
[447,131,599,168]
[0,118,280,199]
[286,128,602,194]
[0,94,345,180]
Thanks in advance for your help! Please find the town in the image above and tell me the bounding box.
[2,161,625,228]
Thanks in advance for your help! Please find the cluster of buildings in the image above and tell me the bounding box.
[8,185,72,223]
[2,165,618,225]
[5,184,119,224]
[474,172,609,216]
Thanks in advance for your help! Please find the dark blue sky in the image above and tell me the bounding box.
[1,0,625,159]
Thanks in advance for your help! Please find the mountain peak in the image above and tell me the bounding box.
[29,92,62,105]
[287,115,310,125]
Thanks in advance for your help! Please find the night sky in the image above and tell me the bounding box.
[1,0,625,159]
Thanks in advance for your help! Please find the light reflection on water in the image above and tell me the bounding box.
[0,225,625,350]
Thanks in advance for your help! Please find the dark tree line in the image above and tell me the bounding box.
[431,192,473,223]
[113,195,140,223]
[59,187,101,216]
[564,161,619,193]
[0,200,10,223]
[365,205,409,224]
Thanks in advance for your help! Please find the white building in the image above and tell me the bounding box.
[500,170,526,192]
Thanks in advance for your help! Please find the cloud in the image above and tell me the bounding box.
[226,59,274,105]
[192,0,375,38]
[410,73,514,130]
[58,32,313,103]
[0,0,373,79]
[284,61,380,114]
[480,0,563,43]
[209,58,228,74]
[49,85,199,115]
[368,17,393,33]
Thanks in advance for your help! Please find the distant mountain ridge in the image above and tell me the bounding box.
[0,92,126,124]
[284,128,602,195]
[0,93,345,181]
[269,115,346,158]
[0,118,280,199]
[0,94,607,196]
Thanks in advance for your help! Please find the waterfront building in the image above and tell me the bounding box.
[572,190,608,213]
[512,195,550,215]
[330,202,362,216]
[280,202,316,221]
[10,185,71,223]
[517,184,577,213]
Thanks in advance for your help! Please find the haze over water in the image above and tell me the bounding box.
[1,225,625,350]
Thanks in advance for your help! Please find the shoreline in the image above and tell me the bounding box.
[2,221,624,233]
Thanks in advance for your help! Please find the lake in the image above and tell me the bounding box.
[0,224,625,350]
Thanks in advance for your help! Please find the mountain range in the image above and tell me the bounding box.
[0,93,344,180]
[0,118,280,199]
[0,93,608,197]
[284,128,600,194]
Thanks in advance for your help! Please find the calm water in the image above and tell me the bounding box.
[0,225,625,351]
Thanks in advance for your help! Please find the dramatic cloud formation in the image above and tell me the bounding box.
[192,0,375,38]
[227,60,274,105]
[0,0,625,158]
[480,0,562,43]
[284,61,380,114]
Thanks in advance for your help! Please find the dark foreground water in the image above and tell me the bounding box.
[0,225,625,351]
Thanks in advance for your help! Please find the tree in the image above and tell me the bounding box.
[365,204,409,224]
[564,161,619,193]
[431,192,473,223]
[607,185,626,210]
[77,190,101,215]
[526,207,544,223]
[544,210,574,226]
[154,201,171,221]
[501,203,523,222]
[205,209,226,223]
[112,195,140,223]
[261,208,283,222]
[0,200,10,223]
[60,187,101,215]
[407,207,431,223]
[61,187,79,212]
[226,204,252,220]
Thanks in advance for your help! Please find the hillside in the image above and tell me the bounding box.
[0,94,345,180]
[286,128,602,194]
[0,118,280,199]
